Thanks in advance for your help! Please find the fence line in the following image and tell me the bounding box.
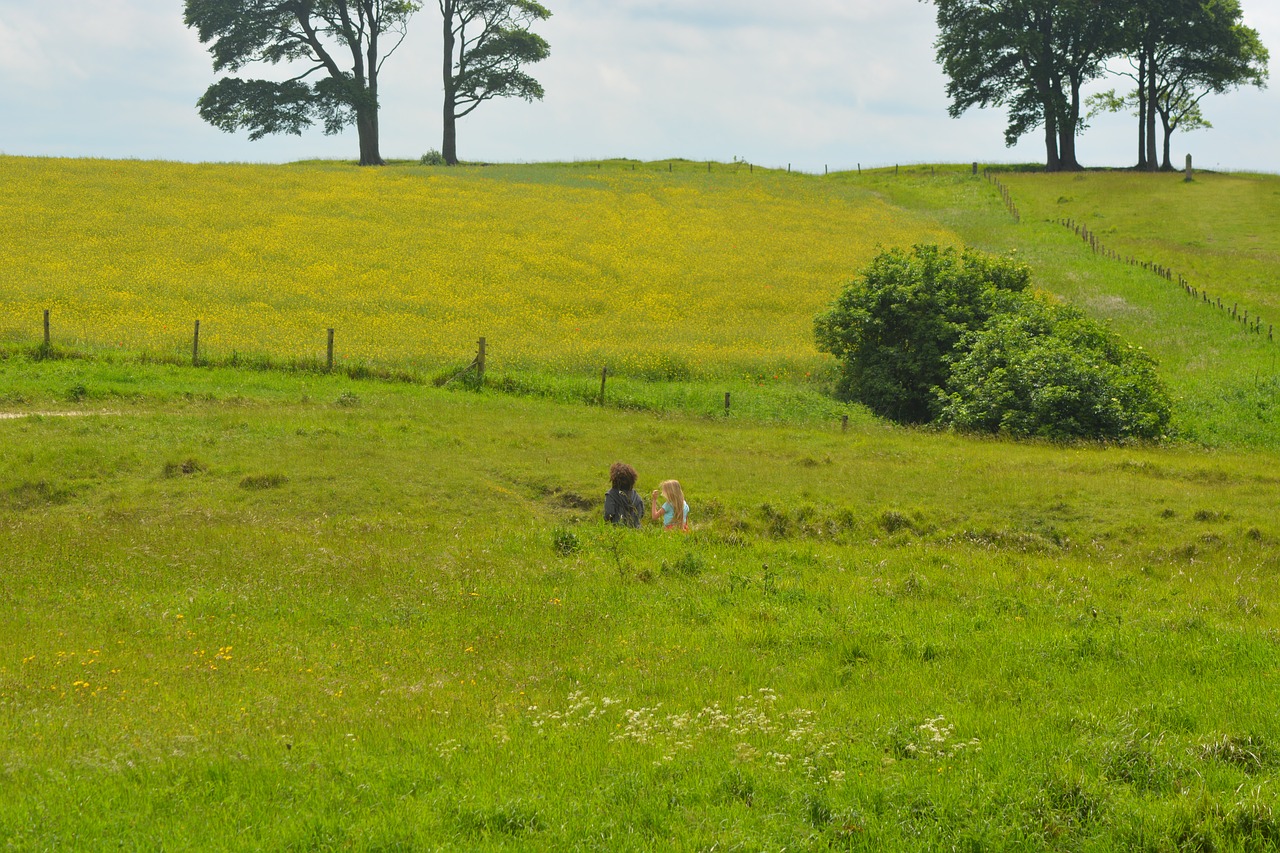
[980,173,1273,345]
[1055,214,1273,342]
[22,317,862,429]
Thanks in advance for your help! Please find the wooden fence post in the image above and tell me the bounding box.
[972,162,978,176]
[842,414,849,432]
[599,366,608,405]
[477,337,486,384]
[1185,154,1193,183]
[724,392,731,415]
[327,328,335,372]
[192,320,201,367]
[43,309,50,347]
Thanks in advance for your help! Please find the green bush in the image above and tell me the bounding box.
[813,245,1029,423]
[940,302,1172,440]
[815,244,1171,441]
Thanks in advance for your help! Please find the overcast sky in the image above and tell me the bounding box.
[1,0,1277,172]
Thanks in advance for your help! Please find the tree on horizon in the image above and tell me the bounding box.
[929,0,1120,171]
[184,0,420,166]
[1092,0,1268,171]
[438,0,551,165]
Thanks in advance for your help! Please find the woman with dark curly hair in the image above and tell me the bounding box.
[604,462,645,528]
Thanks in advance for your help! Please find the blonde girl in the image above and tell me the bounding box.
[651,480,690,532]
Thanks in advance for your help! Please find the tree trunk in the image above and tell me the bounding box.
[1042,115,1061,172]
[443,94,458,165]
[442,5,459,166]
[1145,46,1159,171]
[1160,109,1174,171]
[1039,70,1061,171]
[1141,50,1152,170]
[356,105,383,166]
[1059,126,1080,171]
[1058,77,1082,171]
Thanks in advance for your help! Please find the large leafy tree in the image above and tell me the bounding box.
[439,0,551,165]
[929,0,1120,171]
[184,0,420,166]
[1093,0,1268,170]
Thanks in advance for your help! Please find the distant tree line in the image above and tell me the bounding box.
[182,1,1265,170]
[182,0,551,166]
[928,0,1269,171]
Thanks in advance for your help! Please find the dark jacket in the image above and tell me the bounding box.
[604,488,644,528]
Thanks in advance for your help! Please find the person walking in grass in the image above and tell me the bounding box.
[604,462,645,528]
[651,479,690,532]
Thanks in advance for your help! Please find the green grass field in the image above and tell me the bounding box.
[853,165,1280,449]
[3,160,1280,850]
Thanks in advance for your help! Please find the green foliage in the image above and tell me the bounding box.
[419,149,446,166]
[196,77,334,140]
[814,244,1030,424]
[928,0,1121,169]
[816,244,1171,440]
[941,301,1172,440]
[551,527,580,556]
[183,0,420,164]
[442,0,551,163]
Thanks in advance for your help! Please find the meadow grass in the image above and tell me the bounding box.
[4,159,1280,849]
[3,357,1280,850]
[850,165,1280,449]
[0,156,952,378]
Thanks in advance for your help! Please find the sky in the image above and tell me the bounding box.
[1,0,1277,172]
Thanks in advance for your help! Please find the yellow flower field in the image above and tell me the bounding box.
[0,156,956,377]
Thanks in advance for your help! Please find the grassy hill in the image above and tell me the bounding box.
[851,165,1280,448]
[0,156,952,378]
[2,158,1280,850]
[2,357,1279,850]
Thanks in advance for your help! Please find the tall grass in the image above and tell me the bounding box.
[2,358,1279,849]
[0,156,952,378]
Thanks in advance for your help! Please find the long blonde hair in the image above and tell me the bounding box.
[660,480,686,529]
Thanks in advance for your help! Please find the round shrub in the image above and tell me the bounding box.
[815,244,1172,441]
[813,245,1030,423]
[940,302,1172,440]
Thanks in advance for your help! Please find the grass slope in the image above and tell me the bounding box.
[3,160,1280,849]
[0,156,952,377]
[852,165,1280,448]
[2,357,1280,850]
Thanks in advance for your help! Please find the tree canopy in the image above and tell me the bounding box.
[930,0,1121,171]
[184,0,420,166]
[928,0,1268,170]
[439,0,551,165]
[1092,0,1269,170]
